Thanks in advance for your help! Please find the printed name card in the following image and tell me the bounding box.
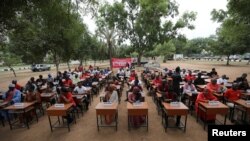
[133,102,143,107]
[170,102,180,107]
[76,96,82,99]
[54,104,65,108]
[208,101,220,106]
[246,89,250,93]
[246,100,250,105]
[103,102,113,106]
[14,103,24,107]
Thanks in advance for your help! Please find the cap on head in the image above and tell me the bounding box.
[9,84,15,88]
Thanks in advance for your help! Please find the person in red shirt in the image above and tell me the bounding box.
[224,83,241,122]
[206,78,222,94]
[184,70,196,82]
[195,88,218,123]
[12,80,23,92]
[63,76,73,88]
[59,87,76,124]
[153,75,162,87]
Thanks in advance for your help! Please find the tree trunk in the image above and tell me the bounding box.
[84,59,87,66]
[55,63,59,73]
[108,41,112,69]
[226,55,230,66]
[9,66,16,77]
[137,52,142,67]
[67,61,70,71]
[80,59,83,66]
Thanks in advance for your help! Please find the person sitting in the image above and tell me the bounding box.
[103,84,119,124]
[195,88,218,123]
[194,73,205,86]
[183,80,197,94]
[73,82,89,110]
[47,74,54,83]
[58,87,76,124]
[125,80,143,101]
[12,80,23,92]
[153,75,162,87]
[128,87,145,127]
[0,84,22,120]
[224,83,241,122]
[184,70,196,82]
[72,74,80,85]
[24,77,37,92]
[36,75,46,88]
[217,74,228,85]
[63,75,73,88]
[235,73,250,91]
[206,78,224,94]
[208,68,218,78]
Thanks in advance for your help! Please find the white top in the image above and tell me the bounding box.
[109,91,118,103]
[217,78,228,85]
[73,86,87,94]
[125,70,130,77]
[183,84,197,94]
[130,80,143,86]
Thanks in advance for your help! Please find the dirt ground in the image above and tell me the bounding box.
[0,60,249,141]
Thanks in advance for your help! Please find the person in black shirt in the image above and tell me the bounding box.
[194,73,205,86]
[235,73,249,90]
[172,67,182,97]
[208,68,218,78]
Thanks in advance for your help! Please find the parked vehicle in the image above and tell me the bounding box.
[31,64,51,72]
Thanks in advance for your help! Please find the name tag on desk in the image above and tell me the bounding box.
[54,104,65,108]
[170,102,180,107]
[14,103,24,107]
[208,101,219,106]
[133,102,143,107]
[103,102,113,106]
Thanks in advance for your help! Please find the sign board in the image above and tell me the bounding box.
[111,58,131,68]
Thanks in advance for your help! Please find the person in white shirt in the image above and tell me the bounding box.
[183,80,197,94]
[73,82,89,110]
[217,74,228,85]
[108,84,119,103]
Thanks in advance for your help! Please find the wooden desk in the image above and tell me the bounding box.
[233,99,250,123]
[4,102,37,130]
[46,103,75,132]
[196,101,229,130]
[162,102,188,132]
[127,102,148,131]
[95,102,118,131]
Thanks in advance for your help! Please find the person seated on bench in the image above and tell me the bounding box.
[194,73,205,87]
[104,84,118,124]
[128,87,145,127]
[195,88,218,123]
[58,87,76,124]
[224,83,241,122]
[0,84,22,120]
[235,73,250,91]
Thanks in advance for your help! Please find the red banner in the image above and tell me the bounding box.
[112,58,132,68]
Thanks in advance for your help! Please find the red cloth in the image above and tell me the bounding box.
[224,89,241,102]
[63,79,73,87]
[185,74,196,81]
[61,92,76,106]
[195,92,217,121]
[15,83,22,91]
[153,78,162,86]
[206,82,220,92]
